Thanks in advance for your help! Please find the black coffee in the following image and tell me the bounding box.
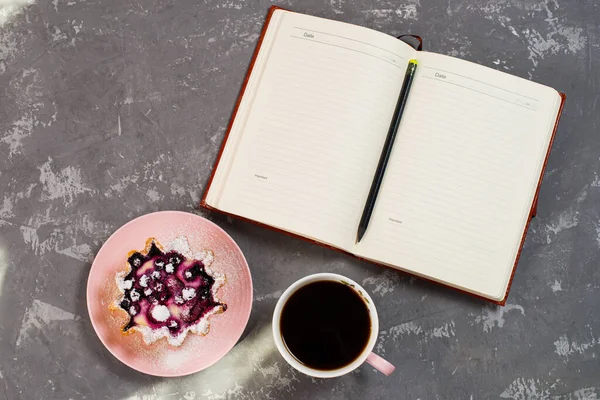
[279,280,371,370]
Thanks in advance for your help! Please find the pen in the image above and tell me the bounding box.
[356,59,418,243]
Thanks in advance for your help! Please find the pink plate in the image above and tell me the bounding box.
[86,210,253,377]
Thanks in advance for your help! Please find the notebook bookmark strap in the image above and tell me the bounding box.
[397,34,423,51]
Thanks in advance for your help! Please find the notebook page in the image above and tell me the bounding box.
[204,10,285,206]
[217,11,416,250]
[354,52,561,299]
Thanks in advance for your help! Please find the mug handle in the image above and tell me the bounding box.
[366,352,395,376]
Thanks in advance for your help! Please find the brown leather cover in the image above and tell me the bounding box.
[200,6,567,306]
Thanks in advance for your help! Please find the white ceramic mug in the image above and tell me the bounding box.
[272,273,395,378]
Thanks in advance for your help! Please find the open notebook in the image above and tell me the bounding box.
[201,6,565,304]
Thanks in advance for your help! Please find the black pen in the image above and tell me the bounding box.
[356,59,418,243]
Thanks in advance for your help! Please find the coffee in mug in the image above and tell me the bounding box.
[280,280,371,370]
[272,273,394,378]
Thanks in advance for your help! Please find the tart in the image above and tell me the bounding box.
[111,236,227,346]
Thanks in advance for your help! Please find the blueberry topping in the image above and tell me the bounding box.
[117,240,226,339]
[146,243,163,258]
[199,286,211,299]
[167,319,179,331]
[128,252,145,268]
[157,292,168,302]
[184,264,201,281]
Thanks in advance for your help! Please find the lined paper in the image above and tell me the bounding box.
[218,11,416,248]
[204,11,285,206]
[354,52,561,299]
[207,9,562,300]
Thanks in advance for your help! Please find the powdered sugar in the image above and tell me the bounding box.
[202,251,215,267]
[116,271,134,290]
[182,287,196,301]
[139,274,149,287]
[113,235,227,347]
[165,236,225,286]
[130,289,140,302]
[164,344,191,369]
[165,236,216,270]
[151,305,170,322]
[166,236,196,257]
[135,306,220,347]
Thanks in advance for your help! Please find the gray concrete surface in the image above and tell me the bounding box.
[0,0,598,399]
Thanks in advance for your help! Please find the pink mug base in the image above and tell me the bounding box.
[366,352,395,376]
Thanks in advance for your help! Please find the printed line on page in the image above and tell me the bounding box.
[422,76,536,111]
[293,26,407,59]
[423,66,540,101]
[290,36,403,70]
